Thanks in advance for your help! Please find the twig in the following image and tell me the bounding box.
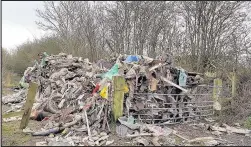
[126,133,153,138]
[172,131,189,141]
[102,101,108,130]
[84,109,91,137]
[97,101,105,119]
[32,116,82,136]
[160,76,188,93]
[107,121,111,132]
[152,137,161,146]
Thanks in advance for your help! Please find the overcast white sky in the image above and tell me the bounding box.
[2,1,47,52]
[2,1,251,52]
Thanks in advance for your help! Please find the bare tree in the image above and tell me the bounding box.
[35,1,251,70]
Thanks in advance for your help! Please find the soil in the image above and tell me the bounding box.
[172,123,251,146]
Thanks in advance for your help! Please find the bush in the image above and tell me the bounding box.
[244,117,251,129]
[4,36,62,76]
[219,69,251,125]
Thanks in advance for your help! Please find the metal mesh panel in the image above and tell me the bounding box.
[125,85,215,125]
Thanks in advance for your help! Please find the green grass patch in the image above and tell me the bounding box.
[2,121,32,146]
[174,135,183,145]
[244,117,251,129]
[3,111,24,118]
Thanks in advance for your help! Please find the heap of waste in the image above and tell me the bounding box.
[3,52,210,146]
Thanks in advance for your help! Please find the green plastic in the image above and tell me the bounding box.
[43,52,49,57]
[18,52,50,88]
[127,116,135,124]
[40,52,49,67]
[101,64,119,80]
[19,76,29,88]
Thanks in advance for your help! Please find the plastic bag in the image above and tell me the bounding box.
[124,55,140,63]
[101,64,119,80]
[179,69,187,86]
[19,76,29,88]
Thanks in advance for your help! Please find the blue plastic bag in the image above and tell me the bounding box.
[124,55,140,63]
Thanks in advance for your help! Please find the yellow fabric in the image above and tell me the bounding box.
[100,86,108,99]
[100,83,128,99]
[123,84,129,93]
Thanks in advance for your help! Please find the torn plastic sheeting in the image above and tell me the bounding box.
[118,116,141,130]
[179,69,187,86]
[40,52,49,67]
[101,64,119,80]
[19,76,29,88]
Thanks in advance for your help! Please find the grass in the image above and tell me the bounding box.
[174,135,183,145]
[2,121,32,146]
[244,117,251,129]
[2,109,44,146]
[2,111,24,119]
[2,109,27,146]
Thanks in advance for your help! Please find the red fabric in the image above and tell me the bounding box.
[92,84,100,95]
[42,117,49,121]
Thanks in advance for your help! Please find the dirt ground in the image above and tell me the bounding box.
[172,123,251,146]
[2,88,251,146]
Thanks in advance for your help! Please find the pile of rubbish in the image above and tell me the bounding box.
[2,52,210,146]
[117,54,207,125]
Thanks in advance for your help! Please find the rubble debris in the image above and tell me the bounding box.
[213,101,221,110]
[172,130,189,141]
[116,124,129,137]
[23,127,34,134]
[152,137,161,146]
[204,117,215,123]
[234,123,241,127]
[211,131,223,136]
[133,137,150,146]
[209,123,251,135]
[2,52,209,145]
[118,116,141,130]
[126,133,153,138]
[188,137,219,146]
[3,116,22,122]
[160,76,188,93]
[105,140,114,145]
[48,140,72,146]
[94,135,109,145]
[36,141,47,146]
[2,89,27,104]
